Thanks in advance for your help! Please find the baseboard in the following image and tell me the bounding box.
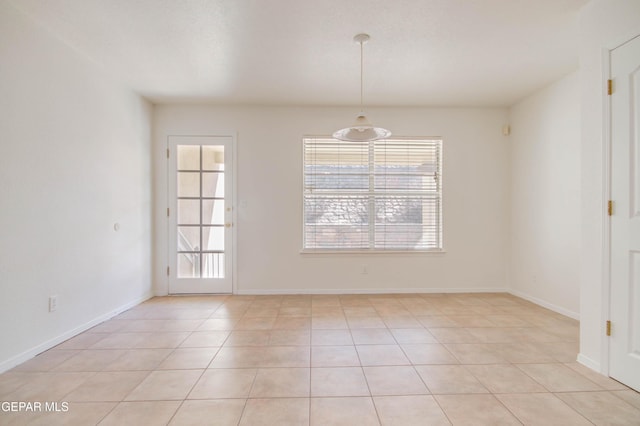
[0,292,153,374]
[577,353,601,372]
[235,287,509,295]
[508,289,579,320]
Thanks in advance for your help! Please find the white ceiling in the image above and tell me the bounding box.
[8,0,589,107]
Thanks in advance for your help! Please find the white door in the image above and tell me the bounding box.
[168,136,233,294]
[610,34,640,391]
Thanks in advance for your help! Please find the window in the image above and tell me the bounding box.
[303,137,442,251]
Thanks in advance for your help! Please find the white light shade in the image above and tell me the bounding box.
[333,112,391,142]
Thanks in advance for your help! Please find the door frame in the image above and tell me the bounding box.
[603,32,640,378]
[166,134,238,294]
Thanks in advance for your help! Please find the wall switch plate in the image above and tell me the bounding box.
[49,295,58,312]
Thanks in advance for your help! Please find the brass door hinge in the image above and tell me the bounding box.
[167,148,170,159]
[606,320,611,336]
[608,200,613,216]
[167,207,170,217]
[607,79,613,95]
[167,266,170,276]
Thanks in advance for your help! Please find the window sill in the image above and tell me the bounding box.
[300,249,446,255]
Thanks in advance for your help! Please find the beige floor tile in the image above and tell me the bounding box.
[242,308,279,318]
[415,365,488,394]
[55,333,109,350]
[188,368,256,398]
[351,329,396,345]
[496,393,592,425]
[269,329,311,345]
[0,372,34,398]
[564,362,630,390]
[492,342,557,363]
[435,394,521,425]
[465,364,546,393]
[11,349,79,372]
[357,345,410,366]
[179,331,229,348]
[240,398,309,426]
[556,391,640,425]
[612,390,640,410]
[516,363,603,392]
[348,316,387,329]
[89,333,146,349]
[2,402,116,426]
[134,332,190,348]
[88,319,131,333]
[447,315,497,327]
[428,328,480,343]
[65,371,149,402]
[125,369,202,400]
[53,350,127,372]
[279,306,312,316]
[417,316,458,328]
[272,317,312,330]
[311,367,370,396]
[312,345,360,367]
[381,316,423,328]
[169,399,245,426]
[98,401,181,426]
[224,330,270,346]
[234,317,277,330]
[157,347,218,369]
[400,344,458,365]
[344,307,379,317]
[363,366,428,395]
[311,306,344,316]
[211,346,310,368]
[102,348,172,371]
[311,329,353,345]
[5,372,93,401]
[374,395,451,426]
[390,328,438,344]
[196,318,240,331]
[311,316,349,329]
[444,343,507,364]
[250,367,310,397]
[310,397,379,426]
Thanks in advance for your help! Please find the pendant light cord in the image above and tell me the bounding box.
[359,39,364,110]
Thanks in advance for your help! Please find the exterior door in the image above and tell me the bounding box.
[610,34,640,391]
[168,136,233,294]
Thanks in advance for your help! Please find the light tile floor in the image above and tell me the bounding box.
[1,293,639,425]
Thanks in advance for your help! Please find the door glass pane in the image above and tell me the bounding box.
[202,200,225,225]
[178,253,200,278]
[178,200,200,224]
[202,172,224,198]
[177,172,200,197]
[202,253,224,278]
[177,226,200,251]
[203,226,224,251]
[203,145,224,171]
[177,145,200,170]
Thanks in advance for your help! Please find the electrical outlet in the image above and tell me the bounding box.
[49,295,58,312]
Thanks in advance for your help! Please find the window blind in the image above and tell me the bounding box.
[303,137,442,251]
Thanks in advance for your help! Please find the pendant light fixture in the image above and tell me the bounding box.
[333,33,391,142]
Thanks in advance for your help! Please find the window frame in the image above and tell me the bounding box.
[301,136,444,253]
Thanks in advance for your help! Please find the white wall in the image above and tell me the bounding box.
[578,0,640,372]
[153,105,510,294]
[508,72,581,318]
[0,2,153,371]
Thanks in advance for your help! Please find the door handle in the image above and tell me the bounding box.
[225,223,232,228]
